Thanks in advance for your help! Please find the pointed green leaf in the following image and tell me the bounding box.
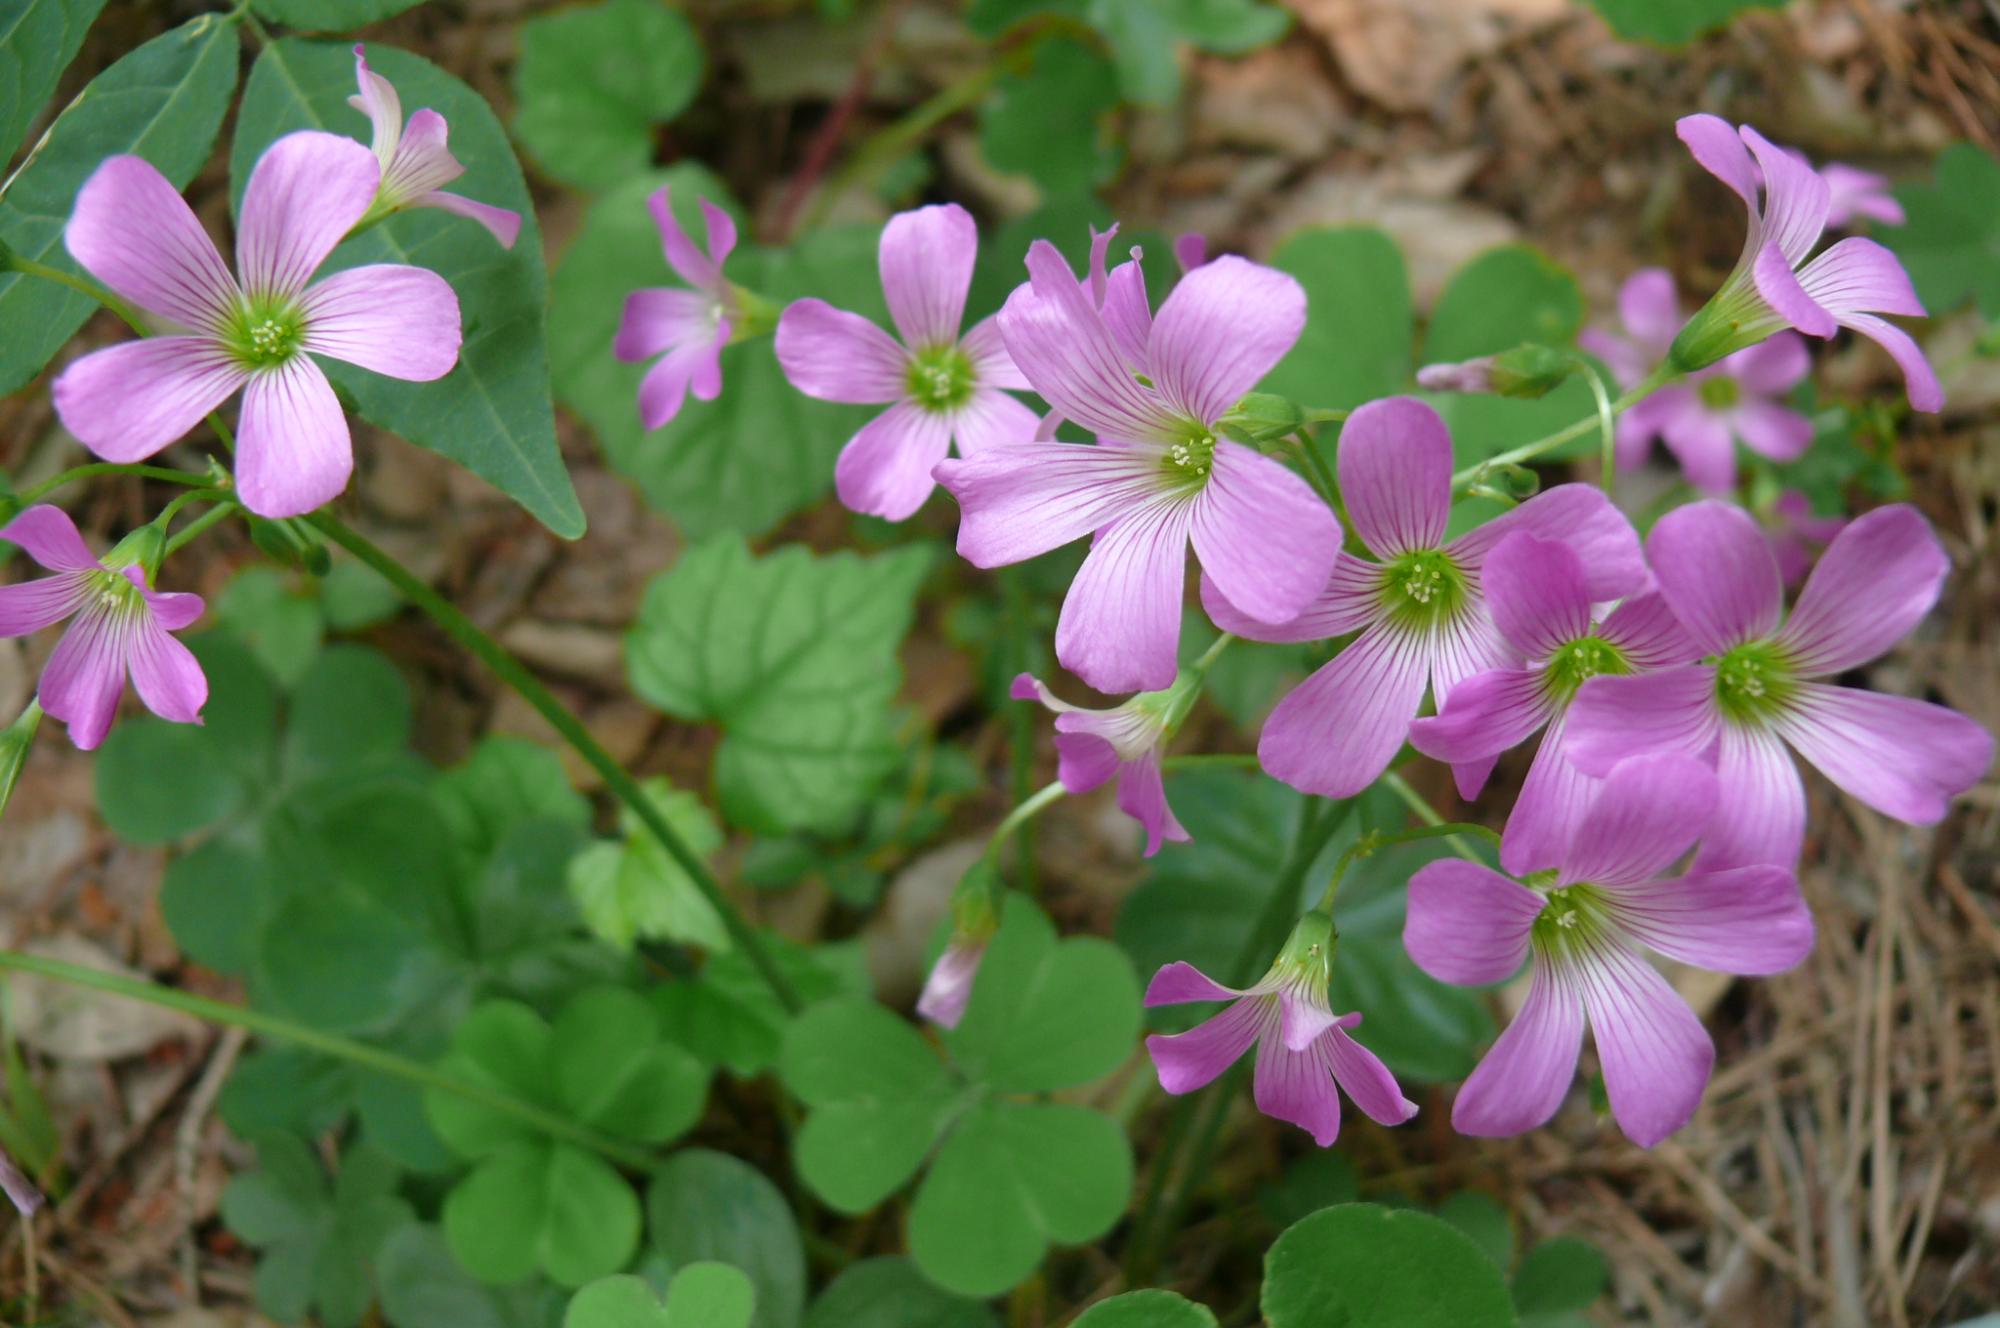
[0,0,108,162]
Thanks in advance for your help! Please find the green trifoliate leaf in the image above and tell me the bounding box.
[1261,1204,1519,1328]
[978,37,1120,196]
[1512,1236,1610,1320]
[1073,1291,1219,1327]
[1261,227,1413,410]
[219,1138,415,1328]
[804,1258,998,1328]
[566,1266,756,1328]
[233,39,584,538]
[251,0,429,29]
[0,12,237,393]
[445,1140,639,1288]
[568,779,729,951]
[1889,143,2000,320]
[626,538,931,835]
[512,0,703,191]
[433,734,592,867]
[1435,1190,1514,1270]
[1583,0,1788,45]
[653,935,866,1076]
[647,1150,806,1328]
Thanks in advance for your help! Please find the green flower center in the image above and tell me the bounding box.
[1531,882,1607,954]
[1157,419,1218,491]
[84,567,143,613]
[1543,634,1632,700]
[1713,641,1796,724]
[1380,548,1469,628]
[906,344,976,413]
[1697,375,1740,410]
[225,296,308,370]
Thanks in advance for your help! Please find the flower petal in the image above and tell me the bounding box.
[1278,996,1348,1055]
[1644,499,1783,654]
[949,387,1038,458]
[880,203,975,349]
[1336,396,1451,557]
[1565,666,1722,777]
[1730,400,1814,464]
[935,441,1166,569]
[1146,998,1263,1094]
[0,575,87,637]
[616,288,714,363]
[1618,267,1684,353]
[1599,591,1697,669]
[960,313,1029,391]
[1821,163,1903,228]
[1558,752,1717,886]
[349,44,403,162]
[1199,556,1379,644]
[1409,667,1552,766]
[1148,256,1305,425]
[647,186,732,293]
[774,298,908,404]
[1694,722,1804,870]
[53,338,249,463]
[1603,865,1813,975]
[1752,242,1837,338]
[1658,408,1737,494]
[302,263,460,381]
[124,605,207,724]
[1449,484,1646,601]
[834,402,953,521]
[1451,959,1584,1138]
[1481,532,1593,659]
[1501,716,1599,877]
[1677,114,1759,208]
[1145,960,1253,1007]
[1775,503,1948,675]
[235,357,352,519]
[1260,624,1430,799]
[236,131,380,299]
[1740,125,1831,267]
[1055,500,1193,694]
[38,606,128,750]
[916,942,984,1029]
[1404,858,1541,985]
[635,334,725,430]
[1795,236,1925,319]
[141,585,205,632]
[999,241,1172,440]
[1116,749,1189,857]
[64,156,238,333]
[1102,256,1154,373]
[1053,731,1119,794]
[1253,1017,1344,1146]
[1325,1026,1419,1126]
[417,190,522,249]
[0,507,99,573]
[1190,441,1340,628]
[1836,312,1943,413]
[1574,941,1713,1148]
[379,108,464,200]
[1774,684,1993,828]
[1724,331,1811,394]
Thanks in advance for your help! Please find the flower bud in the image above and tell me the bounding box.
[1217,392,1306,445]
[0,702,42,827]
[248,514,331,575]
[917,861,1002,1028]
[1419,345,1576,399]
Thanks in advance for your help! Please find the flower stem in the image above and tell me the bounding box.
[1579,361,1617,496]
[1450,362,1678,488]
[309,514,803,1014]
[1188,631,1234,677]
[3,256,145,334]
[162,500,237,557]
[1160,752,1259,772]
[0,948,657,1171]
[983,779,1066,866]
[1381,770,1485,862]
[1292,428,1342,511]
[1001,568,1039,893]
[16,464,212,506]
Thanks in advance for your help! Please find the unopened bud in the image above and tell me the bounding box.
[1421,345,1576,399]
[1473,462,1541,501]
[248,514,330,575]
[1218,392,1307,444]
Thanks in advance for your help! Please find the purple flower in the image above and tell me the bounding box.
[1565,501,1993,869]
[1144,914,1416,1147]
[1581,269,1816,493]
[50,134,462,519]
[916,938,986,1028]
[0,1146,40,1218]
[1204,397,1647,800]
[1820,162,1905,229]
[776,204,1035,521]
[0,507,205,751]
[1671,115,1939,410]
[1763,489,1848,588]
[1405,753,1814,1146]
[1409,532,1696,875]
[349,45,521,248]
[615,185,741,430]
[933,241,1339,694]
[1011,670,1191,856]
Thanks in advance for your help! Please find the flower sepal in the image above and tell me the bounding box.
[727,283,780,340]
[104,523,165,583]
[1216,391,1307,445]
[0,701,43,825]
[1667,287,1775,374]
[248,513,332,575]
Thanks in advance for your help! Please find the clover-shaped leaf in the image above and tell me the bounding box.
[1073,1290,1219,1327]
[653,935,868,1077]
[219,1137,414,1328]
[1889,143,2000,321]
[647,1150,806,1328]
[568,779,729,952]
[512,0,703,192]
[565,1266,755,1328]
[1261,1204,1518,1328]
[426,991,709,1286]
[780,900,1138,1296]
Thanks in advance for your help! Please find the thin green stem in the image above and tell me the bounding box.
[5,257,145,333]
[1189,632,1234,677]
[1293,429,1341,510]
[310,514,803,1014]
[1381,770,1483,862]
[1580,361,1617,495]
[17,464,211,506]
[1160,753,1259,772]
[1001,568,1038,894]
[984,780,1065,862]
[0,949,655,1171]
[1311,820,1496,916]
[1451,363,1678,487]
[162,500,237,556]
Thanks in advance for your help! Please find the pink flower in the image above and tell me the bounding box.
[776,204,1035,521]
[1581,269,1816,492]
[1565,501,1993,869]
[0,1145,39,1218]
[934,241,1339,694]
[50,134,462,518]
[1409,532,1696,875]
[615,185,741,430]
[1405,753,1814,1146]
[1763,489,1848,588]
[1671,115,1938,411]
[1205,397,1647,800]
[916,938,986,1028]
[349,45,521,248]
[1820,162,1904,230]
[0,507,205,751]
[1144,914,1416,1147]
[1011,670,1191,856]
